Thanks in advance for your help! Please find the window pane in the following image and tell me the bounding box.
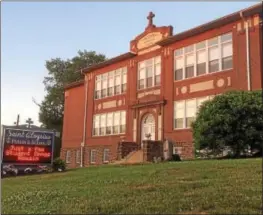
[221,33,232,43]
[175,48,183,56]
[122,83,127,93]
[175,57,183,69]
[115,75,121,85]
[175,101,184,118]
[185,66,194,78]
[109,77,114,87]
[222,42,232,58]
[96,81,101,90]
[103,149,110,162]
[209,59,219,73]
[155,63,161,75]
[139,69,145,79]
[108,87,114,96]
[139,79,144,89]
[197,50,206,63]
[115,85,121,94]
[186,99,196,117]
[155,75,161,86]
[155,56,161,64]
[196,41,206,50]
[222,56,233,70]
[122,73,127,84]
[186,54,194,66]
[146,66,153,77]
[174,118,184,128]
[90,150,96,163]
[121,111,126,125]
[197,63,206,76]
[208,37,218,46]
[184,45,194,53]
[146,77,153,88]
[106,113,113,135]
[175,69,183,80]
[209,46,219,61]
[95,90,101,99]
[102,89,107,98]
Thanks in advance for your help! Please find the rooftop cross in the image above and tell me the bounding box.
[26,117,34,128]
[147,12,155,27]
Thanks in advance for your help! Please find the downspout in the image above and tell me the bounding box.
[81,70,88,168]
[240,11,251,91]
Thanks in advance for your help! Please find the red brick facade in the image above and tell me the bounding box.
[61,4,262,168]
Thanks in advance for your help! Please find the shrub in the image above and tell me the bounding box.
[52,158,66,171]
[192,90,263,158]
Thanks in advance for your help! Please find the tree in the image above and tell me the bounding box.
[34,50,107,157]
[192,90,263,158]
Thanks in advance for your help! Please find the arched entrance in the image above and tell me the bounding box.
[141,114,156,147]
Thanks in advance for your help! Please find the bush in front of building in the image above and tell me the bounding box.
[192,90,263,158]
[52,158,66,172]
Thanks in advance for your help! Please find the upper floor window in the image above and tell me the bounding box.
[93,110,126,136]
[95,67,127,99]
[174,32,233,81]
[138,56,161,90]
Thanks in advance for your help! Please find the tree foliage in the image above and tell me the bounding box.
[34,50,106,157]
[192,90,263,157]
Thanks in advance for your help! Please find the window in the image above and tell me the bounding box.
[221,33,233,70]
[174,32,233,81]
[95,76,101,99]
[94,67,127,99]
[120,111,126,133]
[122,68,127,93]
[76,150,80,164]
[93,111,126,136]
[174,95,215,129]
[103,149,110,163]
[197,50,206,76]
[100,114,106,136]
[113,112,120,134]
[138,56,161,89]
[108,72,114,97]
[90,150,96,164]
[66,150,71,164]
[115,70,121,95]
[93,115,100,136]
[106,113,113,135]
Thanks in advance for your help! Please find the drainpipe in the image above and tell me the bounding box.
[240,11,251,91]
[81,70,88,168]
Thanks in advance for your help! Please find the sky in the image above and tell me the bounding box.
[1,1,258,127]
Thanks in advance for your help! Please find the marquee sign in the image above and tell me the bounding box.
[1,127,54,165]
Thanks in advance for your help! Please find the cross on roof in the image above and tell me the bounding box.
[26,118,34,128]
[147,12,155,27]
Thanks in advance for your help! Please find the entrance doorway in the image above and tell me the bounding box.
[141,114,155,147]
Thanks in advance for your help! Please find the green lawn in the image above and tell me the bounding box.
[2,158,262,214]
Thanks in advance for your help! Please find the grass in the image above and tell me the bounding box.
[2,158,262,214]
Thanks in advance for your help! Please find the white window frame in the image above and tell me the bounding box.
[90,149,96,164]
[66,150,71,164]
[174,32,233,81]
[103,149,110,163]
[138,56,161,90]
[174,95,215,129]
[94,67,127,100]
[76,149,80,164]
[93,110,126,136]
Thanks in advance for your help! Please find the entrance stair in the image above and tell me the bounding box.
[112,149,143,165]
